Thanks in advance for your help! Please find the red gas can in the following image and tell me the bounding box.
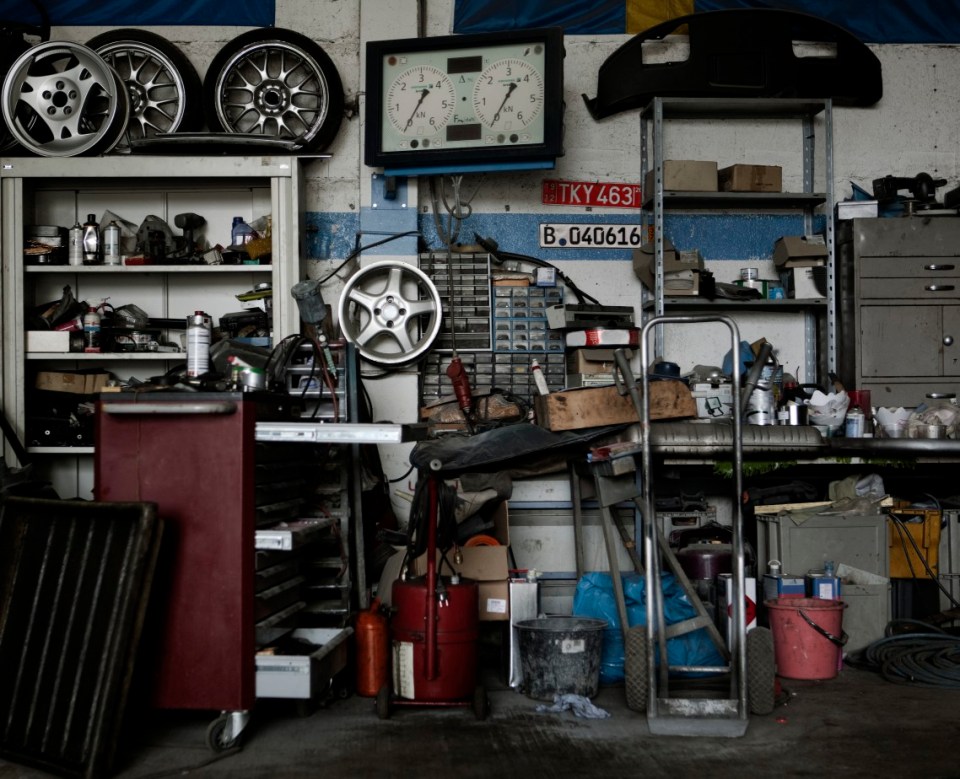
[390,577,479,702]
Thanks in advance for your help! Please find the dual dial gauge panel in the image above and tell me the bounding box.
[365,28,564,174]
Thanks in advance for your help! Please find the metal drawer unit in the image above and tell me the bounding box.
[838,217,960,406]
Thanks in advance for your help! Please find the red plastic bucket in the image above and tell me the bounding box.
[766,597,846,680]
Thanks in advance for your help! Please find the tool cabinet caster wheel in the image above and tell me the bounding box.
[747,626,777,715]
[206,714,241,752]
[376,684,391,720]
[472,685,489,721]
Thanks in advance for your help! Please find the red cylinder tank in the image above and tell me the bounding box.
[391,577,479,702]
[355,598,390,697]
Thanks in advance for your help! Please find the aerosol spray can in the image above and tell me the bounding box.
[186,311,212,377]
[82,213,100,265]
[68,222,84,266]
[83,305,101,353]
[103,221,121,265]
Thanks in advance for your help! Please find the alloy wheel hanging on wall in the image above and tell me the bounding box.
[203,27,344,152]
[1,40,129,157]
[85,28,202,147]
[338,261,443,367]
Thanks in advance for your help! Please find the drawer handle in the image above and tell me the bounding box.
[924,264,955,271]
[945,336,955,347]
[102,401,238,415]
[925,284,955,292]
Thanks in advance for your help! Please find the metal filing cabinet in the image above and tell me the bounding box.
[837,217,960,406]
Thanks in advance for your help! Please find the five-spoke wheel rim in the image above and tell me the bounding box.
[338,261,443,366]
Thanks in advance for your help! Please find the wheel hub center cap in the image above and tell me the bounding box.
[379,299,402,324]
[255,81,289,115]
[38,77,81,119]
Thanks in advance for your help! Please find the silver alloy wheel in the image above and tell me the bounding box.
[87,29,202,145]
[204,28,344,152]
[1,41,129,157]
[338,261,443,366]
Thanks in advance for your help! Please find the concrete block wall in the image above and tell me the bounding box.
[41,0,960,523]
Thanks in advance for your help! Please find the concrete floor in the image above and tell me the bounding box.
[1,661,957,779]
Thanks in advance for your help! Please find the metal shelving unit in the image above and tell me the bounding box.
[640,97,836,380]
[0,155,305,497]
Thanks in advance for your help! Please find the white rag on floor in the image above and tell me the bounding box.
[535,694,611,719]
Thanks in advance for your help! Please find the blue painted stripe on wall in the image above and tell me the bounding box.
[306,211,825,263]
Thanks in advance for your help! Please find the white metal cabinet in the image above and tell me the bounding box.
[0,156,305,497]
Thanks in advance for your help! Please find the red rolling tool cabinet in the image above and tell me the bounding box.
[95,393,260,713]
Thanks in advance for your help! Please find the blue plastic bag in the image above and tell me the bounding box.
[572,571,724,684]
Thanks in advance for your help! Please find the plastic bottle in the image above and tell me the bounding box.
[531,358,550,395]
[83,306,101,353]
[82,213,100,265]
[68,222,84,266]
[103,221,121,265]
[185,311,212,377]
[231,216,256,246]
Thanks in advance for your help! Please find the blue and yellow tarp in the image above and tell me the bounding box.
[454,0,960,44]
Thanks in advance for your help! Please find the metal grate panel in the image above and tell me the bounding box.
[0,497,161,779]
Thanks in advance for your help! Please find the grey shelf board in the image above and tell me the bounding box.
[642,191,828,210]
[642,97,828,120]
[26,264,270,273]
[645,297,827,311]
[1,155,299,179]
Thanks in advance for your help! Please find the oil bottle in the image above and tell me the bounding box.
[82,213,101,265]
[83,305,101,353]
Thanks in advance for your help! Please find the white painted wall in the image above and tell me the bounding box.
[42,1,960,524]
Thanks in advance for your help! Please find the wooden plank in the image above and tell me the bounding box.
[533,380,696,431]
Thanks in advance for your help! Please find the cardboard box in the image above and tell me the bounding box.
[773,235,828,268]
[35,371,111,395]
[565,348,630,376]
[718,164,782,193]
[778,266,827,299]
[534,380,696,431]
[644,159,718,195]
[662,269,700,296]
[26,331,71,352]
[414,502,511,621]
[632,243,703,292]
[691,382,734,419]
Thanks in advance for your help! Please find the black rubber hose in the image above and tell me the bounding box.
[860,627,960,688]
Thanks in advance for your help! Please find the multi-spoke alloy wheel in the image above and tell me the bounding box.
[203,28,344,152]
[86,29,201,146]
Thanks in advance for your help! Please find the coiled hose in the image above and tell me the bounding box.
[859,621,960,688]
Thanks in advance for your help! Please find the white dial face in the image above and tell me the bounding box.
[385,65,456,139]
[472,58,544,131]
